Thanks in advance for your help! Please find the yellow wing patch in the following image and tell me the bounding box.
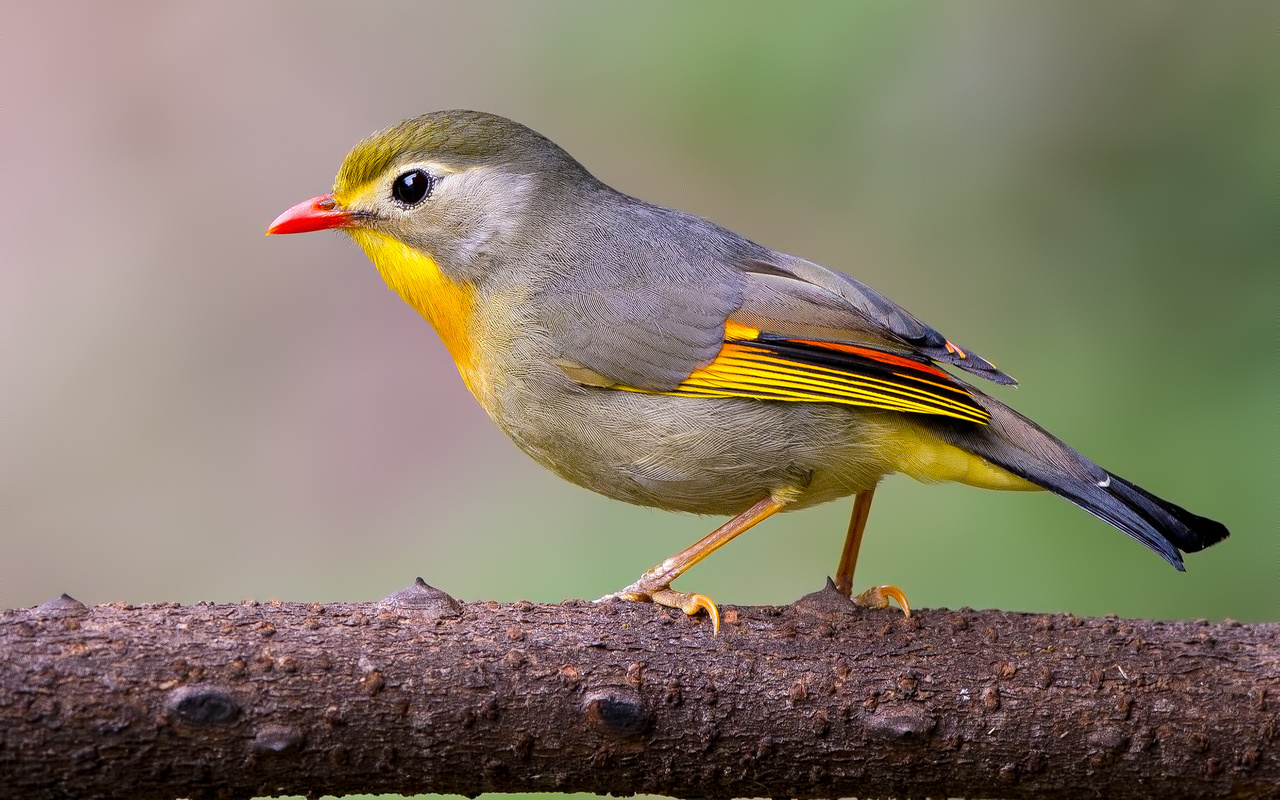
[637,326,991,425]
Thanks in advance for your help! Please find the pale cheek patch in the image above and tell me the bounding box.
[437,168,538,261]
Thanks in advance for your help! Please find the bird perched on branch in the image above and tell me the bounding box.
[269,110,1228,633]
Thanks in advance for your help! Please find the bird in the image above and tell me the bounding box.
[267,110,1228,633]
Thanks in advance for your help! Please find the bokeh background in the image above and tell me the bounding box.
[6,4,1275,798]
[6,0,1275,641]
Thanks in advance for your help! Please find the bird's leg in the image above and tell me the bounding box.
[835,485,910,616]
[605,492,791,634]
[834,487,875,596]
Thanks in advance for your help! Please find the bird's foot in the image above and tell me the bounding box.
[598,581,720,635]
[853,584,911,617]
[649,588,720,635]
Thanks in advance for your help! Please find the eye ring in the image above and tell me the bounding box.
[391,169,434,207]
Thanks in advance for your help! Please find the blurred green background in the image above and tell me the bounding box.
[5,2,1274,798]
[6,0,1275,636]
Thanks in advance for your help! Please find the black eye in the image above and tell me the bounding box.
[391,169,434,206]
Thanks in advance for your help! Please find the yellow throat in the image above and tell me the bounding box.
[346,228,482,396]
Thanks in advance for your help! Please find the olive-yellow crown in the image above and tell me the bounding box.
[334,110,585,197]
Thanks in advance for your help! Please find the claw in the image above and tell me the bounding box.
[650,588,720,635]
[598,585,721,635]
[853,584,911,617]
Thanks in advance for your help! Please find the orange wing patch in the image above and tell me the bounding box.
[643,324,990,424]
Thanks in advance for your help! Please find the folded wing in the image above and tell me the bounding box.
[646,321,992,425]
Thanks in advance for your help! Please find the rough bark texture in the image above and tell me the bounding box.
[2,580,1276,800]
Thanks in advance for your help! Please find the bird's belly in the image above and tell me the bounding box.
[489,380,900,516]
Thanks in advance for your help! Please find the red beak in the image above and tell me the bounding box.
[266,194,355,235]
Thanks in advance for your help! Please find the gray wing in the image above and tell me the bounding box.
[538,204,747,391]
[731,253,1016,385]
[540,201,1013,391]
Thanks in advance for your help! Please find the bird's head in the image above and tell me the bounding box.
[268,110,592,283]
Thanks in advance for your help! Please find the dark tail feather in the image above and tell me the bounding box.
[940,396,1229,570]
[1103,474,1230,555]
[1015,468,1230,571]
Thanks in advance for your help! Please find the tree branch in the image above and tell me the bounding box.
[3,579,1276,800]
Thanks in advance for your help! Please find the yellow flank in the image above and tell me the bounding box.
[885,424,1041,491]
[346,228,482,395]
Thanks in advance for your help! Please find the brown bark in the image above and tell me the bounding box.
[2,579,1276,800]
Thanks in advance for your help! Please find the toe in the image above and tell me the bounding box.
[853,584,911,617]
[650,588,721,635]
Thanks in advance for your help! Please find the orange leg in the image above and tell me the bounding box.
[834,486,876,596]
[834,486,910,616]
[606,493,790,634]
